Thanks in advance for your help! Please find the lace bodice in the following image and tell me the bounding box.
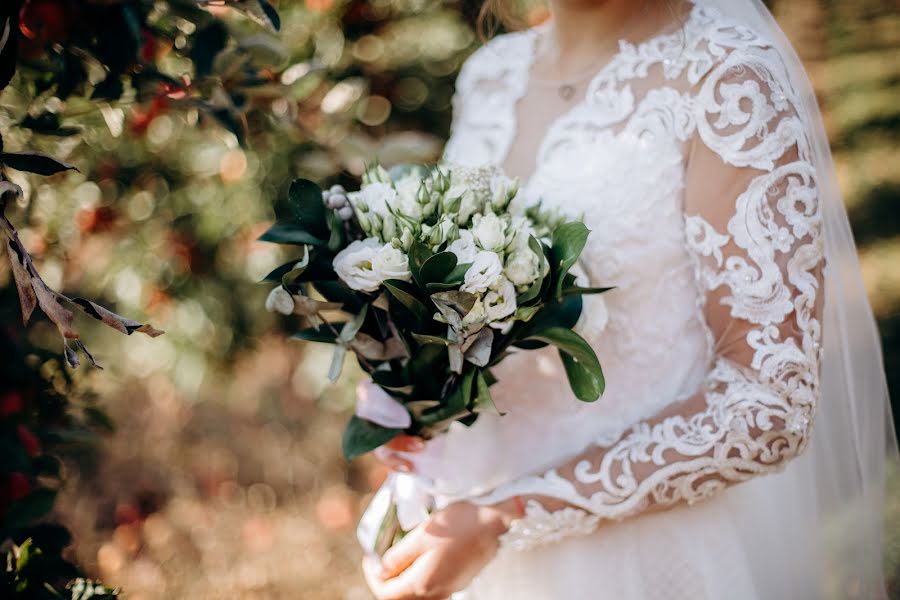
[432,1,825,550]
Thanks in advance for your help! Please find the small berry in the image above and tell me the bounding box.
[330,184,345,194]
[337,206,354,221]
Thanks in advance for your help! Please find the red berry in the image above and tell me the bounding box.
[0,393,23,418]
[16,425,41,458]
[8,473,31,501]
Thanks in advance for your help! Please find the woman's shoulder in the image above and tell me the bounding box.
[455,28,537,91]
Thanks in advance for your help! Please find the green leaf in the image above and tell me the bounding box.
[550,222,590,298]
[0,152,77,176]
[560,285,615,297]
[419,252,458,286]
[258,221,325,246]
[371,370,412,393]
[407,242,432,287]
[473,370,502,415]
[312,280,363,312]
[338,305,369,343]
[526,327,604,401]
[289,179,329,239]
[342,415,403,461]
[382,279,430,323]
[291,325,344,344]
[411,333,453,346]
[327,344,347,382]
[3,489,58,530]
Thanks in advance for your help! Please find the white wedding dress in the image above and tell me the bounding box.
[358,2,894,598]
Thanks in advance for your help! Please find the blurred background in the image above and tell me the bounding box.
[0,0,897,598]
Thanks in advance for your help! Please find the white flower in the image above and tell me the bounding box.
[489,174,518,210]
[389,174,424,221]
[446,186,481,225]
[461,296,487,331]
[372,243,412,283]
[471,213,507,252]
[350,182,396,218]
[485,278,517,326]
[333,238,383,292]
[447,230,478,264]
[462,250,503,294]
[504,250,540,287]
[508,215,536,251]
[265,286,295,315]
[356,380,411,429]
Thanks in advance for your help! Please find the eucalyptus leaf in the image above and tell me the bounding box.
[419,252,458,286]
[561,285,615,297]
[328,344,347,382]
[291,325,344,344]
[411,333,453,346]
[407,242,433,287]
[342,415,402,461]
[258,221,325,246]
[526,327,604,401]
[338,305,369,343]
[550,222,590,298]
[289,178,329,239]
[473,370,502,415]
[382,279,430,323]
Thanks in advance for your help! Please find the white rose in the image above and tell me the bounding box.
[504,250,539,287]
[447,230,478,264]
[462,250,503,294]
[265,286,295,315]
[471,213,507,252]
[350,182,396,218]
[372,243,412,283]
[333,238,382,292]
[485,278,517,327]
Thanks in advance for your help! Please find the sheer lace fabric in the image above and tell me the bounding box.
[439,0,827,550]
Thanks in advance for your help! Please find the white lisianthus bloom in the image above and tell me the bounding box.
[333,238,382,292]
[462,250,503,294]
[489,174,518,211]
[471,213,507,252]
[504,250,540,287]
[389,174,424,221]
[508,215,536,250]
[485,278,517,327]
[350,182,396,218]
[265,286,295,315]
[355,380,411,429]
[447,229,478,264]
[372,243,412,283]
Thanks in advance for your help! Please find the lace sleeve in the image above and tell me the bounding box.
[466,48,826,551]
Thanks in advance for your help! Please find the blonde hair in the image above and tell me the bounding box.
[476,1,686,41]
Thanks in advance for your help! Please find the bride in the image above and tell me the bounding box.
[358,0,895,598]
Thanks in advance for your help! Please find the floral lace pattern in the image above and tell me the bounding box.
[444,2,824,551]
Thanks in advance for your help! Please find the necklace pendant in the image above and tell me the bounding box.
[558,84,576,101]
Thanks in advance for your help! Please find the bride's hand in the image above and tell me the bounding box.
[374,434,425,473]
[361,499,520,600]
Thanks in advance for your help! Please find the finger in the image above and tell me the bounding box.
[373,447,415,473]
[364,550,440,600]
[385,434,425,453]
[380,528,427,580]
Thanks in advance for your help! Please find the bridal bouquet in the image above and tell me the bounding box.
[261,164,608,543]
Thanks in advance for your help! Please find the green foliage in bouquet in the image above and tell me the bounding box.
[262,164,611,461]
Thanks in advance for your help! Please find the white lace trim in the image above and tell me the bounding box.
[498,500,600,552]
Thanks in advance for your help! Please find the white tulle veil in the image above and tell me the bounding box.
[696,0,897,596]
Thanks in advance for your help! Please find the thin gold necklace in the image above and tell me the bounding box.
[533,4,653,101]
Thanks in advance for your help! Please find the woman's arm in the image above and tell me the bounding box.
[464,48,826,549]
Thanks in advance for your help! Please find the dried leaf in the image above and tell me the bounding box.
[70,298,164,337]
[464,328,494,367]
[5,239,36,324]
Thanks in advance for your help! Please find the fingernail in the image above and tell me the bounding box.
[396,463,410,473]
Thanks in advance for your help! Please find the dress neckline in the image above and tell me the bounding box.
[499,2,701,180]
